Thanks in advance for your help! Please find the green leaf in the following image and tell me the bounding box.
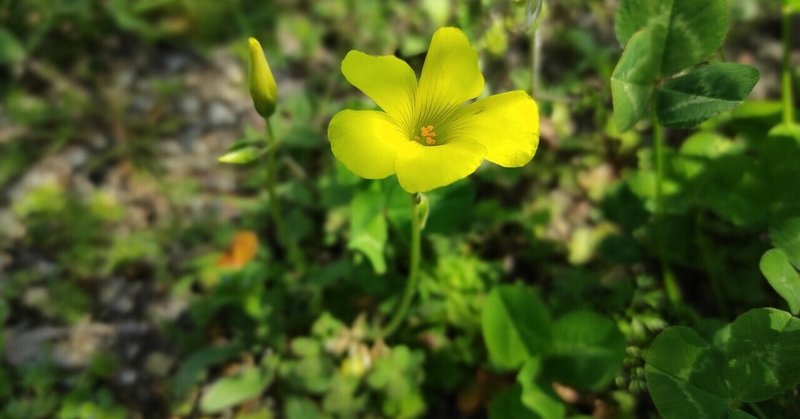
[769,123,800,138]
[787,0,800,14]
[200,366,273,413]
[731,100,783,120]
[611,28,661,132]
[425,180,475,234]
[645,326,731,419]
[173,344,241,398]
[517,358,565,419]
[760,249,800,314]
[348,188,388,274]
[482,284,552,371]
[723,308,800,402]
[0,29,25,65]
[770,217,800,270]
[656,63,759,128]
[614,0,660,45]
[679,132,742,158]
[285,397,327,419]
[488,384,541,419]
[728,410,758,419]
[614,0,729,75]
[544,310,626,390]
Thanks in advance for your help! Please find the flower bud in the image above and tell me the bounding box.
[218,145,262,164]
[248,37,277,118]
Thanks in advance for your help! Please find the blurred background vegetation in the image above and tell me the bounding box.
[0,0,796,418]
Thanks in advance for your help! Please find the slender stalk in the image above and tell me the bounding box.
[381,194,423,339]
[781,7,795,126]
[695,212,728,317]
[525,0,544,97]
[264,120,303,268]
[530,27,540,97]
[747,402,768,419]
[651,110,681,304]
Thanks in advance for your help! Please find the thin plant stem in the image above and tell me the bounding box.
[651,109,681,304]
[747,402,769,419]
[695,212,728,317]
[530,26,540,97]
[265,120,303,268]
[528,0,543,97]
[381,194,423,339]
[782,7,795,126]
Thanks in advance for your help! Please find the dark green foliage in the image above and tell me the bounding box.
[656,64,760,128]
[612,0,758,131]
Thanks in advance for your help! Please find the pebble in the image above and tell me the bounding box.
[119,369,138,385]
[66,146,88,169]
[145,352,175,377]
[207,101,237,127]
[0,211,25,240]
[179,95,201,115]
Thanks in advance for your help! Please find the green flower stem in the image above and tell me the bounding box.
[381,193,423,339]
[651,110,682,304]
[264,120,303,268]
[530,26,540,97]
[781,6,795,126]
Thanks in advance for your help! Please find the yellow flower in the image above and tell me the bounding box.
[328,27,540,193]
[248,37,277,118]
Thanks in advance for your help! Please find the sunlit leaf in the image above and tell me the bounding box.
[200,366,273,413]
[348,188,387,274]
[0,28,25,65]
[645,326,731,419]
[517,358,565,419]
[614,0,660,45]
[482,284,551,370]
[770,217,800,270]
[615,0,729,75]
[722,308,800,402]
[611,28,661,132]
[173,345,241,398]
[760,249,800,314]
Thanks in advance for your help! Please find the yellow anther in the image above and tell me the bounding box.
[418,125,437,145]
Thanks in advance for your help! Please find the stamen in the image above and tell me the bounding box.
[417,125,437,145]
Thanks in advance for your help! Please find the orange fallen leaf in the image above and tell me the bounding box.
[217,231,259,269]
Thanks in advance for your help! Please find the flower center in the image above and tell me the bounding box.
[414,125,437,145]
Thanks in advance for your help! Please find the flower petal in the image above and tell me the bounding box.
[328,110,409,179]
[394,140,487,193]
[414,27,484,128]
[446,91,539,167]
[341,51,417,126]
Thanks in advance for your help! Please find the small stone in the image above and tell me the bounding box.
[23,286,49,309]
[66,147,88,169]
[0,211,25,240]
[165,54,188,73]
[119,369,137,385]
[180,95,201,115]
[145,352,175,377]
[207,101,237,127]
